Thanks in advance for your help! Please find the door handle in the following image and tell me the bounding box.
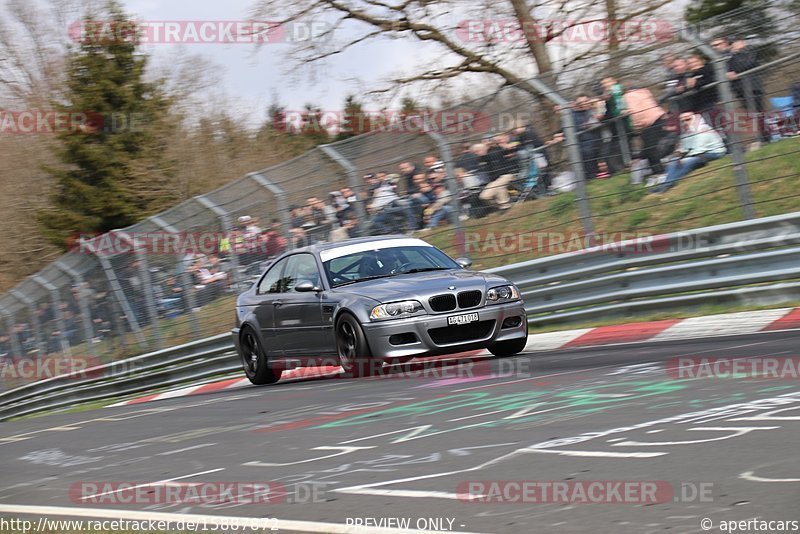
[272,300,283,307]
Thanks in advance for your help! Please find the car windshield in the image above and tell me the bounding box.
[323,245,460,288]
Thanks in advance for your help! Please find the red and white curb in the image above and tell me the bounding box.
[108,307,800,408]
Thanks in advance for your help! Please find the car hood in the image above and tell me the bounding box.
[336,269,511,302]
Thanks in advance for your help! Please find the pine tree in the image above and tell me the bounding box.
[335,95,370,141]
[38,0,175,247]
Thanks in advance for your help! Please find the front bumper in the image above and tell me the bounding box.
[361,300,527,361]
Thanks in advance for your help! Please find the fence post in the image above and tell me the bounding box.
[683,30,756,220]
[519,77,596,238]
[318,145,369,233]
[31,275,72,360]
[9,289,46,357]
[195,195,242,285]
[616,115,632,167]
[247,172,294,250]
[81,238,146,347]
[1,309,23,361]
[55,261,97,358]
[426,131,465,255]
[149,217,200,338]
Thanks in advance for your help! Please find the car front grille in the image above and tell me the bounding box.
[429,294,457,312]
[457,290,482,308]
[428,320,495,345]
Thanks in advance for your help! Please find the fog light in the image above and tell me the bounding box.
[502,316,523,329]
[389,332,418,345]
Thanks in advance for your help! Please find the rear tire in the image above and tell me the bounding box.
[239,326,283,385]
[336,313,378,377]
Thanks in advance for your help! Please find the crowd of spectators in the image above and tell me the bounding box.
[559,35,799,194]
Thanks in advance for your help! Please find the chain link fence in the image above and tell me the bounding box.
[1,4,799,389]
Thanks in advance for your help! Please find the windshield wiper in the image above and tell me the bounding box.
[401,267,452,274]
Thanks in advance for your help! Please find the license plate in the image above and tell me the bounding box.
[448,312,479,326]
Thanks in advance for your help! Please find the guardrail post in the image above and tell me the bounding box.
[194,196,242,285]
[55,261,98,358]
[149,217,201,338]
[683,30,756,220]
[80,238,146,347]
[247,172,294,251]
[31,275,72,360]
[9,290,46,357]
[318,145,369,234]
[426,131,465,255]
[115,232,162,350]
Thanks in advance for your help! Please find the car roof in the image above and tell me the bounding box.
[293,235,423,256]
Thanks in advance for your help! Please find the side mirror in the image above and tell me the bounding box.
[455,257,473,269]
[295,280,321,292]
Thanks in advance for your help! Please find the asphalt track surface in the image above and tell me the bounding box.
[1,330,799,534]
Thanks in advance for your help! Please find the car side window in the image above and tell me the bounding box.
[257,258,287,294]
[283,254,321,292]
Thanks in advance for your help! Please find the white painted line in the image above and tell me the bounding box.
[0,504,484,534]
[522,448,667,458]
[339,427,429,444]
[334,488,470,500]
[243,446,375,467]
[80,468,225,501]
[447,409,508,422]
[740,471,800,483]
[156,443,216,456]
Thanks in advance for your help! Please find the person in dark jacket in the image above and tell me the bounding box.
[727,38,769,143]
[685,53,719,119]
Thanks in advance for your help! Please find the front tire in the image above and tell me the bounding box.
[489,323,529,357]
[336,313,378,377]
[239,326,282,385]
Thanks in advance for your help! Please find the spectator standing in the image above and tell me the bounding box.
[624,86,670,175]
[685,53,719,119]
[726,37,770,144]
[600,77,633,175]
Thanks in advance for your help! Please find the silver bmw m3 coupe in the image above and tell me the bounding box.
[232,236,528,384]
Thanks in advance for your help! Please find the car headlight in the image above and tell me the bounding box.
[370,300,425,320]
[486,285,520,303]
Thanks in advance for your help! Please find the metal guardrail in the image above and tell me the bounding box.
[1,212,799,421]
[486,211,800,325]
[0,334,239,421]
